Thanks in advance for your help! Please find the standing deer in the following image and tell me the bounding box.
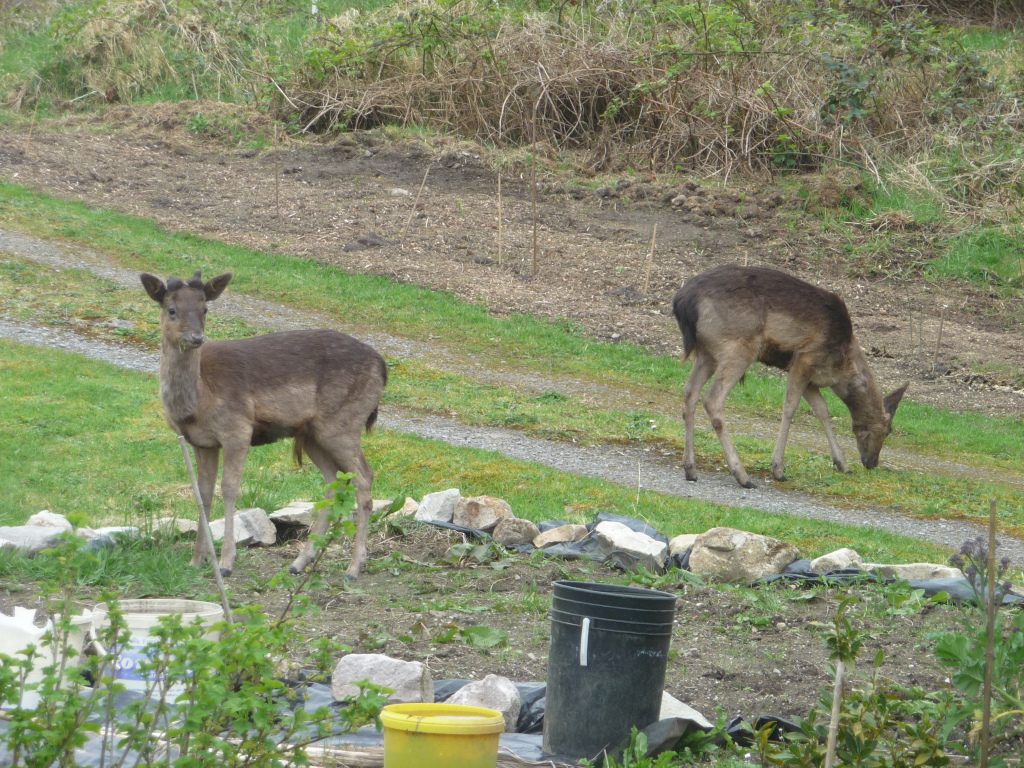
[671,265,907,488]
[141,270,387,578]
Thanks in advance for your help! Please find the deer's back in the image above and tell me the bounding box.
[198,329,386,412]
[672,265,853,369]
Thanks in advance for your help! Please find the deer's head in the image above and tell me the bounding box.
[853,382,909,469]
[141,270,233,352]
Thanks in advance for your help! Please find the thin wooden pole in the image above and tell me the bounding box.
[531,101,538,277]
[824,660,845,768]
[497,173,503,266]
[178,436,234,625]
[400,165,431,245]
[980,497,998,768]
[274,124,280,219]
[642,223,657,294]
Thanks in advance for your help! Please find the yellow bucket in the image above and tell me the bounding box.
[381,703,505,768]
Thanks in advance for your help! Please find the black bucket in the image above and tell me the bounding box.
[543,581,677,760]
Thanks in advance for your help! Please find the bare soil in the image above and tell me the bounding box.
[0,102,1021,749]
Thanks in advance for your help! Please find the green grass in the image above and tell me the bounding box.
[0,337,956,569]
[1,183,1024,533]
[926,228,1024,292]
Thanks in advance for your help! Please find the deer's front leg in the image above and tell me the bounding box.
[192,446,220,567]
[803,386,851,473]
[217,441,251,577]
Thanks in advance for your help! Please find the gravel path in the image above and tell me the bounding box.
[3,229,1022,564]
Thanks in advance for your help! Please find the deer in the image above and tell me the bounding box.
[671,265,908,489]
[141,270,387,578]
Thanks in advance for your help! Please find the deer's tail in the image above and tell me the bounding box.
[671,289,700,362]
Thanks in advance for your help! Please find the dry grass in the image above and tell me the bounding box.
[285,0,1022,186]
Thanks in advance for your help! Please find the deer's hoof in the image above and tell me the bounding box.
[288,566,300,575]
[739,478,757,489]
[219,567,232,578]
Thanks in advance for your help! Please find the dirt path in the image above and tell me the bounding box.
[3,228,1022,564]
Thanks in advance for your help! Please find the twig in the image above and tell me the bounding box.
[178,436,234,625]
[400,165,431,245]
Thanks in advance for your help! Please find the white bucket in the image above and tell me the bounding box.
[92,599,224,696]
[0,608,95,709]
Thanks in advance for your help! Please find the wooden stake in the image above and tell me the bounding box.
[274,124,280,219]
[24,102,39,157]
[980,497,998,768]
[400,165,431,245]
[932,305,945,369]
[642,223,657,295]
[497,173,503,266]
[825,660,845,768]
[178,436,234,625]
[531,105,539,277]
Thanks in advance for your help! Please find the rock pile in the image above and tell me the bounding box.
[3,490,963,585]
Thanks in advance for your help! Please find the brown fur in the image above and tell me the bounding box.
[141,270,387,578]
[671,265,907,488]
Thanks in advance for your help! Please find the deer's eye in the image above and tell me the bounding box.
[167,307,177,317]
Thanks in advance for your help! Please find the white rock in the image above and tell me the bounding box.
[93,526,140,540]
[447,674,520,733]
[660,691,713,729]
[270,501,316,528]
[372,499,394,513]
[26,511,72,531]
[0,526,67,557]
[688,527,800,583]
[389,188,411,196]
[208,508,276,546]
[594,521,668,569]
[669,534,699,557]
[493,518,540,546]
[533,524,589,549]
[864,563,965,580]
[415,489,460,523]
[331,654,433,704]
[809,548,863,573]
[453,496,513,532]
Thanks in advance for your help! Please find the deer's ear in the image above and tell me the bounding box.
[140,273,166,304]
[883,382,909,417]
[204,272,233,302]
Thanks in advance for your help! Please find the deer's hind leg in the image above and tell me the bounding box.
[290,435,374,580]
[702,357,756,488]
[682,351,715,482]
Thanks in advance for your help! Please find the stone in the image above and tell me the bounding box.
[453,496,513,532]
[415,489,460,524]
[270,501,316,528]
[394,498,419,518]
[594,521,668,571]
[669,534,699,557]
[372,499,394,513]
[26,511,72,531]
[93,526,140,540]
[533,524,589,549]
[493,518,540,547]
[331,654,433,704]
[208,508,276,547]
[446,674,520,733]
[660,692,713,729]
[688,527,801,583]
[864,563,964,580]
[810,548,864,573]
[0,526,68,558]
[155,517,200,535]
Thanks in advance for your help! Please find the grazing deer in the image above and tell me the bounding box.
[141,270,387,578]
[671,265,907,488]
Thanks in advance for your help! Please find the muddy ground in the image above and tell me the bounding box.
[0,102,1022,756]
